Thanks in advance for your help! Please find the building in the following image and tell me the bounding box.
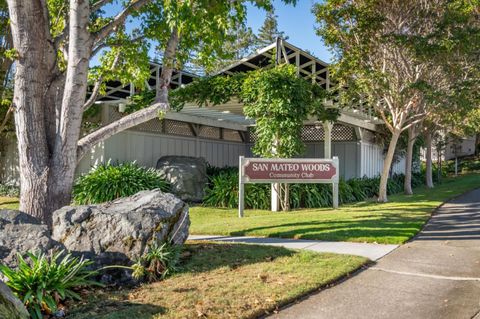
[0,39,405,185]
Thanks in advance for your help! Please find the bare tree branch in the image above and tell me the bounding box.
[83,52,121,111]
[91,0,113,13]
[0,105,13,133]
[93,0,152,46]
[77,101,168,161]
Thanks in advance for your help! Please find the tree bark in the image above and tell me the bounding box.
[8,0,52,221]
[378,129,401,202]
[425,130,434,188]
[7,0,162,226]
[404,126,417,195]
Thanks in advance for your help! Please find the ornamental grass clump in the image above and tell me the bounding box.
[131,241,182,282]
[73,161,169,204]
[0,251,101,319]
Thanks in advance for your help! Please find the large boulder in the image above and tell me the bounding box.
[156,156,207,202]
[51,190,190,272]
[0,281,29,319]
[0,210,62,268]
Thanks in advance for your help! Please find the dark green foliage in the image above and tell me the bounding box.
[203,171,270,209]
[204,166,430,209]
[0,183,19,197]
[73,162,169,205]
[0,251,101,319]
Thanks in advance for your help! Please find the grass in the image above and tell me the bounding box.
[68,241,367,319]
[190,174,480,245]
[0,196,19,209]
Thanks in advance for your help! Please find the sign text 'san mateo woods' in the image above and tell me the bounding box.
[243,160,337,181]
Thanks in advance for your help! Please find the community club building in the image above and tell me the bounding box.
[0,39,405,185]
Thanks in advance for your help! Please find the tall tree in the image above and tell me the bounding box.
[6,0,296,225]
[192,21,256,75]
[254,10,287,49]
[315,0,479,202]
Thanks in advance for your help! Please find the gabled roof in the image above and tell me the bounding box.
[96,38,330,102]
[94,39,382,131]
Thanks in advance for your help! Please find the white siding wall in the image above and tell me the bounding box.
[360,141,405,177]
[102,130,247,169]
[0,138,19,186]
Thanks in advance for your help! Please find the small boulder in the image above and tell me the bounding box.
[51,190,190,272]
[0,210,63,268]
[156,156,207,202]
[0,281,29,319]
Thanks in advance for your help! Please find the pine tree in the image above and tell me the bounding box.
[254,10,287,50]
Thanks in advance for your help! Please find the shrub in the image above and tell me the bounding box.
[204,165,430,209]
[73,162,169,204]
[0,251,101,319]
[132,241,182,282]
[0,183,20,197]
[203,169,270,209]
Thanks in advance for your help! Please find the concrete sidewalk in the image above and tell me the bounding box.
[270,188,480,319]
[188,235,398,261]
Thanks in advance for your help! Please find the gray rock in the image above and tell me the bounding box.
[156,156,207,202]
[0,210,63,268]
[0,281,29,319]
[51,190,190,271]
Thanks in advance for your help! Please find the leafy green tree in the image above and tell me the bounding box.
[166,64,337,210]
[254,10,287,49]
[315,0,479,202]
[6,0,296,224]
[191,21,256,75]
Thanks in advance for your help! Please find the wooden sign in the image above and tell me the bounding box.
[241,158,338,183]
[238,156,339,217]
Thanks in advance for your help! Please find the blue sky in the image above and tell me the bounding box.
[247,0,332,62]
[95,1,332,65]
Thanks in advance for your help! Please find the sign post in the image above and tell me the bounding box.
[238,156,340,218]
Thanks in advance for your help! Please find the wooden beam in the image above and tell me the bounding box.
[165,111,248,131]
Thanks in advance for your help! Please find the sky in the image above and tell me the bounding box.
[94,1,332,66]
[246,0,332,62]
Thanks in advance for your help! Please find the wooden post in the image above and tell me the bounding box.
[323,121,333,159]
[238,156,244,218]
[271,183,280,212]
[332,156,339,209]
[332,182,339,209]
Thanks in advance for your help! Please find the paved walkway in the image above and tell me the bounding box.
[188,235,398,261]
[270,188,480,319]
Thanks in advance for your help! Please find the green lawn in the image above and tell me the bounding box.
[190,174,480,244]
[0,196,19,209]
[68,242,366,319]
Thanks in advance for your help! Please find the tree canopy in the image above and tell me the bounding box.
[314,0,480,201]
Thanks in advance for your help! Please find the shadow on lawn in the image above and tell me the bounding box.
[180,242,294,273]
[68,243,296,318]
[68,299,166,319]
[229,213,429,243]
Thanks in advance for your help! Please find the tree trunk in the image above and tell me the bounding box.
[9,0,52,221]
[425,130,434,188]
[8,0,90,225]
[378,129,401,202]
[404,126,416,195]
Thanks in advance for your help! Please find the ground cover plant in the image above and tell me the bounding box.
[0,183,19,197]
[73,162,169,205]
[192,174,480,244]
[67,241,367,319]
[0,251,101,319]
